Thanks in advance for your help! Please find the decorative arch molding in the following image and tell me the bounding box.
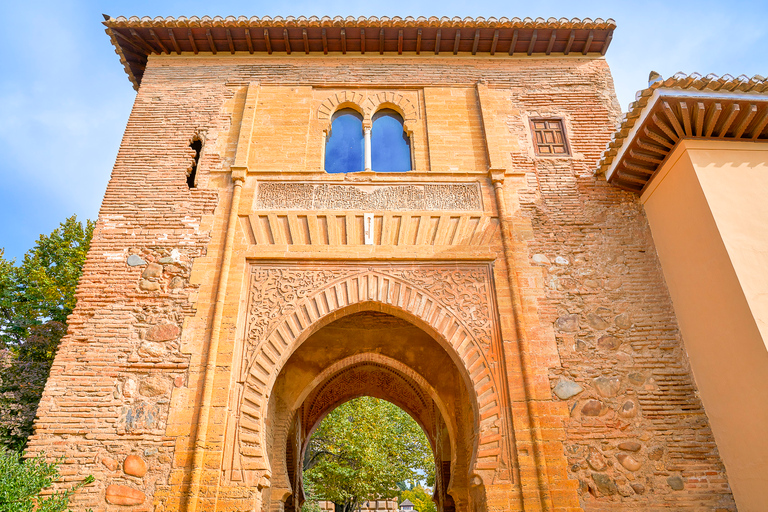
[226,263,513,490]
[317,90,418,130]
[269,354,459,507]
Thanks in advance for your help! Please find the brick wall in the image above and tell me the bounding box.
[26,53,735,512]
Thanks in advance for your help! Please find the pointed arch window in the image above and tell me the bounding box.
[371,109,411,172]
[324,108,364,173]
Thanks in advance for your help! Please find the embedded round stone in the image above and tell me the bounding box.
[555,315,579,332]
[631,483,646,495]
[138,341,165,358]
[593,376,621,397]
[106,484,146,505]
[616,453,642,471]
[586,313,610,330]
[145,323,180,342]
[139,280,161,292]
[123,455,148,477]
[618,441,641,452]
[587,447,607,471]
[169,277,184,290]
[553,379,583,400]
[555,256,569,265]
[139,376,169,397]
[102,456,119,471]
[591,473,616,495]
[597,335,621,351]
[581,400,603,416]
[618,400,638,418]
[141,263,163,279]
[667,475,684,490]
[615,312,632,329]
[648,445,664,461]
[532,254,550,265]
[127,255,146,267]
[628,372,646,386]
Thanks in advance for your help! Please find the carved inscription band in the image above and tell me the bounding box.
[255,182,482,211]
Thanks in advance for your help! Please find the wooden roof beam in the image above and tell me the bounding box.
[264,29,272,54]
[545,30,556,55]
[111,29,147,56]
[509,29,518,55]
[380,28,385,55]
[226,29,235,54]
[629,149,663,165]
[623,160,656,175]
[600,32,613,55]
[416,29,422,55]
[187,29,198,54]
[167,29,181,55]
[694,102,705,136]
[635,138,668,155]
[434,29,441,55]
[527,30,538,55]
[733,104,758,138]
[205,29,217,54]
[361,29,366,54]
[283,29,291,54]
[129,28,159,55]
[148,29,169,54]
[680,101,692,136]
[564,30,575,55]
[322,28,328,55]
[643,126,674,148]
[245,28,254,54]
[662,101,686,138]
[616,170,648,186]
[717,103,740,137]
[582,30,594,55]
[453,30,461,55]
[341,28,347,54]
[651,113,680,142]
[303,29,309,54]
[750,107,768,139]
[490,30,499,55]
[704,103,723,137]
[472,29,480,55]
[397,29,402,55]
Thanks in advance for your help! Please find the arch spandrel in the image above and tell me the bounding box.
[227,263,513,491]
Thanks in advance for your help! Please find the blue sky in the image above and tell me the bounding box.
[1,0,766,260]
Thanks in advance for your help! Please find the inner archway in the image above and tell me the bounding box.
[266,310,480,512]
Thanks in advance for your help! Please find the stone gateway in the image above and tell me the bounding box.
[29,14,767,512]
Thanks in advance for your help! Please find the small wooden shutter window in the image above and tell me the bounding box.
[531,119,569,155]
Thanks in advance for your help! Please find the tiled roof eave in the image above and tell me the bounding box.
[596,73,768,194]
[103,15,617,88]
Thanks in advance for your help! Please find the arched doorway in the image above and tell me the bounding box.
[266,311,479,512]
[223,264,515,512]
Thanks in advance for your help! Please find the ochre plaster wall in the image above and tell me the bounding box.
[26,53,736,512]
[641,140,768,511]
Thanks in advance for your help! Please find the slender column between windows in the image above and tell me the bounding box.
[364,127,372,171]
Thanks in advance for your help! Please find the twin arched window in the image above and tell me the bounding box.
[324,108,411,173]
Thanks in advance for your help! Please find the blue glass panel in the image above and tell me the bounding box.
[371,109,411,172]
[325,109,364,173]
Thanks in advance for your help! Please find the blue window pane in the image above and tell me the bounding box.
[325,109,364,173]
[371,109,411,172]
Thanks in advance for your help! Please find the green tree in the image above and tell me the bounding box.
[0,216,94,450]
[400,486,436,512]
[303,397,434,512]
[0,451,93,511]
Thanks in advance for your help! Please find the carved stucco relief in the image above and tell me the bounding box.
[254,182,483,211]
[227,263,512,486]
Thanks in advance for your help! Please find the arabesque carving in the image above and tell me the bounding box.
[228,263,512,486]
[255,182,482,211]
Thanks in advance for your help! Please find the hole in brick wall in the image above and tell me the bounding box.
[187,137,202,188]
